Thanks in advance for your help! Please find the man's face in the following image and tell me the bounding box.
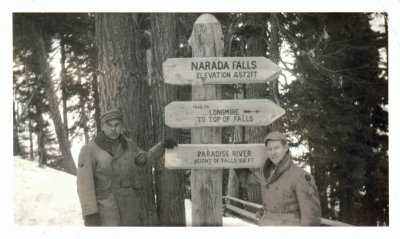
[101,119,122,140]
[266,140,289,166]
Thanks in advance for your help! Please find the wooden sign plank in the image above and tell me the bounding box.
[165,99,285,128]
[165,144,267,169]
[163,57,281,85]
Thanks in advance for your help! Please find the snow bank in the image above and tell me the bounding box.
[185,200,253,226]
[13,156,83,226]
[13,156,251,226]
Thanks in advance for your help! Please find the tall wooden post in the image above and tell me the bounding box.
[188,14,223,226]
[164,14,282,226]
[227,88,244,199]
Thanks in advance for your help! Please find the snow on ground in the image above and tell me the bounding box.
[185,199,253,226]
[13,156,83,226]
[13,156,251,226]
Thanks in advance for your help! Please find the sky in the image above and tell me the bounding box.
[2,0,400,239]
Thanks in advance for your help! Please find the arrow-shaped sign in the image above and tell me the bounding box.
[163,57,281,85]
[165,144,267,169]
[165,99,285,128]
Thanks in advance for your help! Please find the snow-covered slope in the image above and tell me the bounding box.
[13,156,251,226]
[13,156,83,226]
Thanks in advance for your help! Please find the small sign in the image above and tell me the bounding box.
[165,99,285,128]
[163,57,281,85]
[165,144,267,169]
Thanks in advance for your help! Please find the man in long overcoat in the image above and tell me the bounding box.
[237,131,321,226]
[257,131,321,226]
[77,109,177,226]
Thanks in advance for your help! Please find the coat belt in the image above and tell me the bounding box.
[96,179,132,190]
[110,179,132,189]
[118,179,132,188]
[94,180,133,201]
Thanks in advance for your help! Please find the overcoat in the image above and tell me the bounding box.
[77,137,164,226]
[253,152,321,226]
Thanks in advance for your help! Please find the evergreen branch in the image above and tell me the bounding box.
[316,63,370,73]
[15,82,42,127]
[48,46,60,62]
[279,59,297,76]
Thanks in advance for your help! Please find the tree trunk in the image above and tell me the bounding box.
[95,13,157,225]
[28,119,34,161]
[226,169,239,199]
[76,67,90,144]
[31,23,77,175]
[226,86,244,200]
[189,14,223,226]
[80,96,90,144]
[92,72,101,134]
[60,37,69,142]
[13,101,22,156]
[149,13,186,226]
[35,111,47,167]
[339,185,354,225]
[310,145,329,219]
[37,129,47,168]
[243,13,270,143]
[268,13,283,131]
[242,13,269,207]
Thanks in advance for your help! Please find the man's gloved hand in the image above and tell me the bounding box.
[84,213,100,226]
[162,137,178,149]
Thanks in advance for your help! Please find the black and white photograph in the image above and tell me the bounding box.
[1,0,399,238]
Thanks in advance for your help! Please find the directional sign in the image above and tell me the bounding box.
[163,57,281,85]
[165,99,285,128]
[165,144,267,169]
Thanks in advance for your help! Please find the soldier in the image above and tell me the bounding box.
[236,131,321,226]
[77,109,177,226]
[256,131,321,226]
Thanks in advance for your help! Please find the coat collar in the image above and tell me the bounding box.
[264,151,293,184]
[112,142,125,159]
[94,132,128,157]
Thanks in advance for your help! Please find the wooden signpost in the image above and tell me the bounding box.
[187,13,224,226]
[163,57,281,85]
[165,99,285,128]
[165,144,267,169]
[162,13,284,226]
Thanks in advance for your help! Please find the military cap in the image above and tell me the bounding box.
[100,109,122,123]
[264,131,287,145]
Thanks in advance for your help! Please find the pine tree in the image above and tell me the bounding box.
[149,13,187,226]
[95,13,157,225]
[13,15,57,167]
[282,13,388,225]
[13,13,77,175]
